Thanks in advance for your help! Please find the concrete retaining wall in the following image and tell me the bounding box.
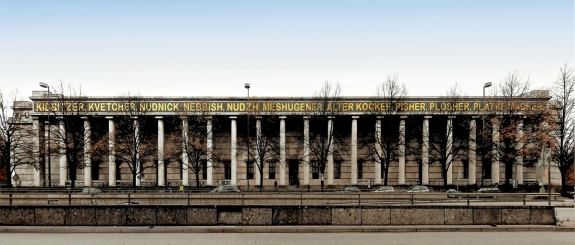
[0,205,556,226]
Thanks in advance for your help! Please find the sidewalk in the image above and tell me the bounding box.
[0,225,572,233]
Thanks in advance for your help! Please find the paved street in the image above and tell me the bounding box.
[0,232,572,245]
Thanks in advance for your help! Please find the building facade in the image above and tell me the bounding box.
[11,90,558,188]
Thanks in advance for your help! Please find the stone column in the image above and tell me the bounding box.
[492,122,500,184]
[374,117,382,185]
[303,116,310,186]
[515,119,524,185]
[106,116,116,187]
[468,117,477,185]
[181,117,189,186]
[422,116,430,185]
[351,116,359,185]
[446,116,454,185]
[58,118,67,186]
[255,117,262,187]
[230,116,237,185]
[32,117,44,187]
[399,116,407,185]
[327,117,334,186]
[206,116,213,186]
[156,116,165,187]
[82,117,92,187]
[279,116,287,186]
[134,118,142,187]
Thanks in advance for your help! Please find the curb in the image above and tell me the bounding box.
[0,225,572,233]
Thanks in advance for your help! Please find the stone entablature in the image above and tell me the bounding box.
[29,94,549,116]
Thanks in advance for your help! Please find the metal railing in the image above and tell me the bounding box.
[0,192,565,207]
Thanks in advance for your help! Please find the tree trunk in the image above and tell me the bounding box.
[383,157,390,186]
[70,163,77,188]
[560,168,567,193]
[505,163,512,185]
[320,170,325,191]
[195,171,200,188]
[383,163,389,186]
[442,162,448,186]
[132,171,137,188]
[259,167,264,192]
[4,162,10,188]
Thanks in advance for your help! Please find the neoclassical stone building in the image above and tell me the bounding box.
[12,90,558,188]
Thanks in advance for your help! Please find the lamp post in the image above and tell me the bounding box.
[39,82,51,188]
[481,82,492,187]
[245,83,250,191]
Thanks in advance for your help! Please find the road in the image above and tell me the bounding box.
[0,232,572,245]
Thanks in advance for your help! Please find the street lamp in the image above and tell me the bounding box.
[245,83,250,191]
[39,82,51,188]
[481,82,492,187]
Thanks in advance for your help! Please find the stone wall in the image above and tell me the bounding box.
[0,205,555,226]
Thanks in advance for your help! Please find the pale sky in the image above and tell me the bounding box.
[0,0,573,100]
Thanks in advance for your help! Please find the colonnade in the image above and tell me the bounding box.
[30,115,525,187]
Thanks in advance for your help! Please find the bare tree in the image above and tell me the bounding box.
[486,71,548,186]
[550,64,575,193]
[301,81,345,190]
[47,82,90,188]
[424,84,473,186]
[174,107,220,188]
[92,94,157,187]
[0,91,36,187]
[244,109,280,191]
[362,75,407,186]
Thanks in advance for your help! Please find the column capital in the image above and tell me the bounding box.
[81,116,89,120]
[400,116,408,119]
[303,116,310,119]
[279,116,286,119]
[105,116,114,119]
[327,116,335,119]
[376,116,383,119]
[255,116,263,119]
[131,116,138,119]
[155,116,163,119]
[180,116,188,120]
[352,116,360,119]
[447,116,456,119]
[56,116,64,120]
[424,116,432,119]
[229,116,237,119]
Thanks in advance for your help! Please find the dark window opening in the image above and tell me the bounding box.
[357,160,364,179]
[482,158,492,179]
[247,160,254,179]
[269,162,276,179]
[288,159,299,185]
[335,161,341,179]
[116,162,122,181]
[417,159,422,183]
[202,160,207,179]
[312,161,319,179]
[91,163,99,181]
[462,160,469,179]
[224,161,231,179]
